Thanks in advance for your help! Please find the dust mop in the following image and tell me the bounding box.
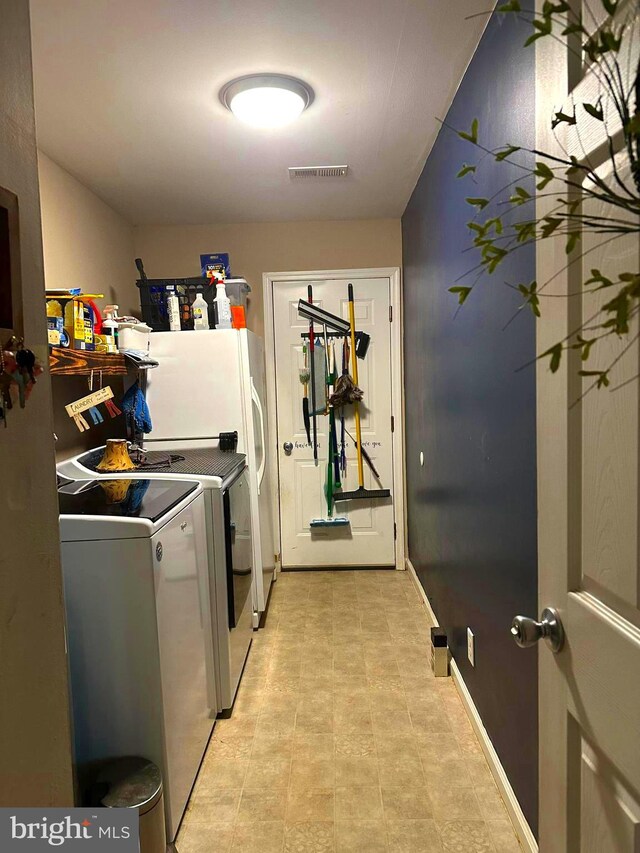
[333,283,391,503]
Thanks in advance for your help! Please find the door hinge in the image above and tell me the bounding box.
[394,523,397,540]
[391,415,395,433]
[389,305,393,322]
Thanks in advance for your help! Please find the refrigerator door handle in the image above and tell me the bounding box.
[251,377,266,495]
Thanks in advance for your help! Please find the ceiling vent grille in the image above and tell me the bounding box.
[289,165,349,179]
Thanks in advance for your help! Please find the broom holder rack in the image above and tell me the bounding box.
[300,331,359,340]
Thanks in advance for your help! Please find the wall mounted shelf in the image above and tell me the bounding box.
[49,347,126,377]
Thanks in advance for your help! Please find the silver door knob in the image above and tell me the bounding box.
[511,607,564,653]
[283,442,293,455]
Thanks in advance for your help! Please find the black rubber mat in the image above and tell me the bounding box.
[78,446,246,478]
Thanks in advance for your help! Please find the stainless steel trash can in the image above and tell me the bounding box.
[96,757,166,853]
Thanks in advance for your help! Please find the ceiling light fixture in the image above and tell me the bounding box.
[220,74,314,128]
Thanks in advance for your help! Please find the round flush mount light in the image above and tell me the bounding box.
[219,74,314,128]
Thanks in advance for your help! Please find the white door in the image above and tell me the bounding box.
[534,6,640,850]
[272,277,396,568]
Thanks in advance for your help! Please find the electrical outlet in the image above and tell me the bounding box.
[467,628,475,667]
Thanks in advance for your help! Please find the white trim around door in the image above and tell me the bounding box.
[263,267,406,571]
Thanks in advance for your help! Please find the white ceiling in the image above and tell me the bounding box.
[30,0,488,226]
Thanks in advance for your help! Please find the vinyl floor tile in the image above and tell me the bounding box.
[178,571,520,853]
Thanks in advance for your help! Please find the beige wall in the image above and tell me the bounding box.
[38,152,137,315]
[0,0,74,805]
[134,219,402,336]
[37,153,135,460]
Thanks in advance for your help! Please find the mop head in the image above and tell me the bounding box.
[329,374,363,407]
[333,487,391,502]
[310,517,350,527]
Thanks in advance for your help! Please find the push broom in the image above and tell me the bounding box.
[333,283,391,503]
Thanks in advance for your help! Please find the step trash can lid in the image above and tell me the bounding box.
[96,757,163,815]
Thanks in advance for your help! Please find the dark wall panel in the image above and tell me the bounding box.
[401,5,538,834]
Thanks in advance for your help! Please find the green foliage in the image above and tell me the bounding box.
[449,286,472,305]
[495,145,521,161]
[540,216,562,238]
[579,370,610,388]
[552,110,576,129]
[565,231,580,254]
[524,17,552,46]
[458,119,478,144]
[584,27,624,62]
[497,0,521,11]
[509,186,531,206]
[584,269,614,290]
[562,21,587,36]
[517,281,540,317]
[583,100,604,121]
[514,220,537,242]
[448,0,640,391]
[573,335,596,361]
[626,114,640,135]
[466,197,489,210]
[542,1,570,15]
[543,343,563,373]
[534,162,555,189]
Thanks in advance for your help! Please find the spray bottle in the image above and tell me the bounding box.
[167,287,181,331]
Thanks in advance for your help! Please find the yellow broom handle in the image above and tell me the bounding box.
[348,288,365,488]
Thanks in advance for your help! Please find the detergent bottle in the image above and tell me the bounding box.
[102,305,120,353]
[192,288,210,330]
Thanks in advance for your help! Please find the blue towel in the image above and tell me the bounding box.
[122,382,152,434]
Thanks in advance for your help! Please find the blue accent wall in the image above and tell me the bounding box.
[401,6,538,834]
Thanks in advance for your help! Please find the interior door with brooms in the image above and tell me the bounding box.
[272,276,396,569]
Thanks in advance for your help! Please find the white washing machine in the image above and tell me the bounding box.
[57,447,253,714]
[58,477,213,842]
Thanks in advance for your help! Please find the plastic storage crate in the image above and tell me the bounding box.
[137,277,250,332]
[224,279,251,309]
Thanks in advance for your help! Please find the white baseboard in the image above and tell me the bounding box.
[406,558,538,853]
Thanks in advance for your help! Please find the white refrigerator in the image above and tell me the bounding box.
[144,329,275,625]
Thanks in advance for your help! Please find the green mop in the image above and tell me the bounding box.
[310,333,349,529]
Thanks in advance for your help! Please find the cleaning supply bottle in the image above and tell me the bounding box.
[167,286,181,331]
[214,281,232,329]
[102,305,120,353]
[192,288,210,330]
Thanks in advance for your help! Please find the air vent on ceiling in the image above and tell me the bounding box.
[288,165,349,179]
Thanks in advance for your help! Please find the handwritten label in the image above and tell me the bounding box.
[65,386,114,417]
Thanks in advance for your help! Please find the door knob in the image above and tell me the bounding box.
[283,441,293,455]
[511,607,564,653]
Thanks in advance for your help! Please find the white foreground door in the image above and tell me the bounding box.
[272,276,396,568]
[535,6,640,851]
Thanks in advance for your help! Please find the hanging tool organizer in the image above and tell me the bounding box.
[296,283,391,530]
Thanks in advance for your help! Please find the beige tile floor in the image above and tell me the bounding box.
[177,569,521,853]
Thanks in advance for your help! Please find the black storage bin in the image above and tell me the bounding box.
[136,277,216,331]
